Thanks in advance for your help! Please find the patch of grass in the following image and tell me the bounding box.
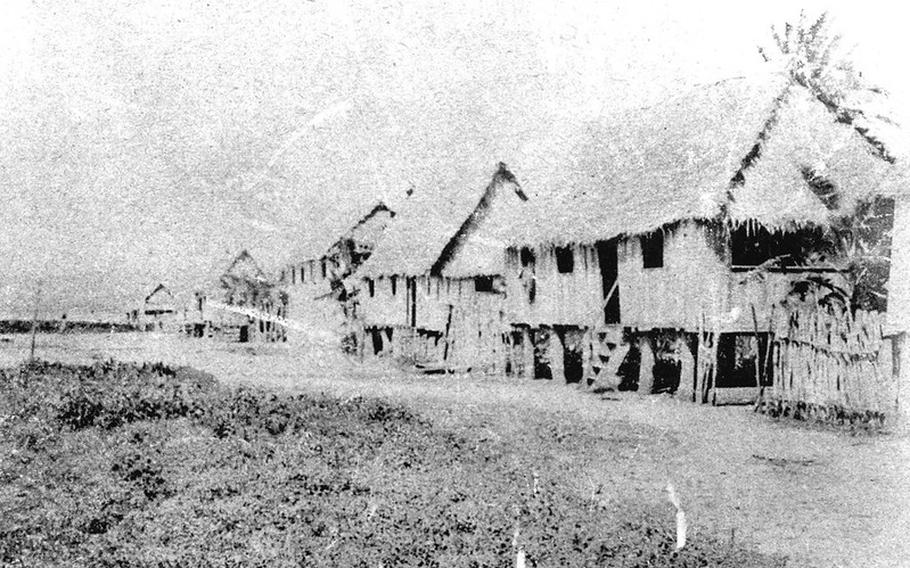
[0,360,787,567]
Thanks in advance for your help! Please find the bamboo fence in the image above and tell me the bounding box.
[758,305,899,426]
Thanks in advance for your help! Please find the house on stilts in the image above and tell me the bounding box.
[356,162,529,371]
[192,249,287,342]
[501,72,907,404]
[280,202,394,344]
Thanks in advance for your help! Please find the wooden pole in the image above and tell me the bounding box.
[695,315,705,403]
[677,333,695,402]
[442,304,453,361]
[637,334,655,394]
[757,304,776,411]
[751,305,762,406]
[29,280,42,363]
[708,317,721,405]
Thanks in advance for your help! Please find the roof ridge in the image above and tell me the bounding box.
[431,162,526,276]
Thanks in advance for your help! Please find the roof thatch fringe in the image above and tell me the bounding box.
[359,162,528,279]
[504,72,907,250]
[287,201,394,264]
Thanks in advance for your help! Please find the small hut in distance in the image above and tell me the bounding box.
[194,249,286,342]
[137,283,180,331]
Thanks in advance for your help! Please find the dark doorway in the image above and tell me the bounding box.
[617,342,641,391]
[474,276,495,292]
[371,328,383,355]
[555,326,584,384]
[595,240,620,324]
[407,278,417,327]
[716,333,773,388]
[554,326,584,384]
[506,330,523,376]
[564,348,583,383]
[239,325,249,343]
[653,358,682,393]
[555,246,574,273]
[641,231,664,268]
[518,247,537,304]
[532,328,553,380]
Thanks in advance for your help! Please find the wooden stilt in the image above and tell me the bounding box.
[677,335,695,402]
[638,334,655,394]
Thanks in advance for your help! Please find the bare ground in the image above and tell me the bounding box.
[3,332,909,568]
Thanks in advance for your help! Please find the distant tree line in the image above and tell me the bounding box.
[0,320,142,334]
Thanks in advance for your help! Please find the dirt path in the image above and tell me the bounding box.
[4,332,909,567]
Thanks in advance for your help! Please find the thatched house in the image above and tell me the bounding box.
[195,249,287,342]
[357,163,528,370]
[138,283,180,331]
[503,72,907,401]
[281,202,394,343]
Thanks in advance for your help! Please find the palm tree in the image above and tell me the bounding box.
[759,10,896,164]
[760,12,898,313]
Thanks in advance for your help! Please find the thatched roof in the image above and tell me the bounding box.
[144,283,176,311]
[359,163,522,278]
[434,163,529,278]
[336,202,394,252]
[507,72,908,247]
[221,249,270,287]
[288,201,394,263]
[205,249,285,307]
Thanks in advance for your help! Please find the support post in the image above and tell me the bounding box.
[638,334,655,394]
[677,335,695,402]
[521,327,534,379]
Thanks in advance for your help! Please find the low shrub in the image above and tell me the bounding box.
[340,331,359,355]
[0,360,787,567]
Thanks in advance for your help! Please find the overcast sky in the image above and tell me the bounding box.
[1,0,907,317]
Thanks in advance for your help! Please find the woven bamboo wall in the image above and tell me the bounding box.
[620,224,726,330]
[503,243,603,327]
[442,287,507,372]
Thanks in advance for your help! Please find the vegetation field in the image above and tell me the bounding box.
[0,320,141,334]
[0,360,785,567]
